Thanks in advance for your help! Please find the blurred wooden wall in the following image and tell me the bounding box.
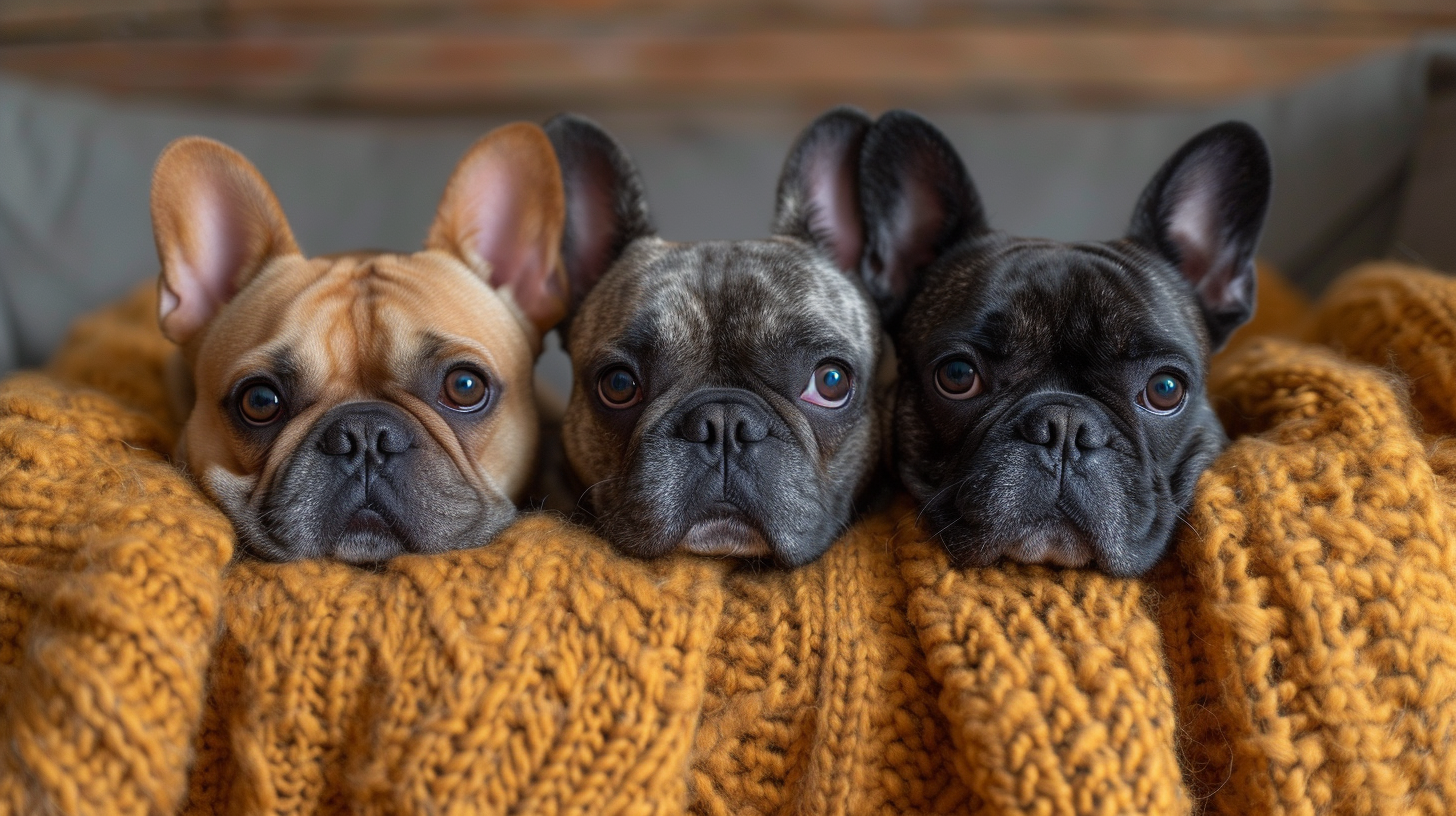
[0,1,1450,113]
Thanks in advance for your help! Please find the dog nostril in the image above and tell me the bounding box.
[682,416,714,444]
[735,421,766,444]
[319,411,415,459]
[680,405,725,446]
[732,412,768,445]
[1019,415,1055,447]
[374,427,413,456]
[321,424,356,456]
[1075,421,1109,450]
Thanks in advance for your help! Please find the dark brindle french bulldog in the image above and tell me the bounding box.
[860,112,1271,576]
[545,108,887,567]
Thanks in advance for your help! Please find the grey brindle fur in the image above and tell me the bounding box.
[861,112,1271,576]
[548,108,887,567]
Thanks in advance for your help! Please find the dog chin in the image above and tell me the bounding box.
[331,509,408,564]
[935,509,1099,571]
[1003,524,1095,569]
[677,516,773,558]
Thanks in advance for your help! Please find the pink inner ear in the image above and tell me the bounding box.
[160,183,251,341]
[453,160,563,332]
[1166,166,1244,311]
[806,149,863,273]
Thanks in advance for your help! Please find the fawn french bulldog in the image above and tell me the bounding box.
[153,123,566,562]
[545,108,888,567]
[860,112,1271,576]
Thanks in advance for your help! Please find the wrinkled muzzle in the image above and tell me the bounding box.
[251,401,511,563]
[934,391,1173,577]
[597,387,848,567]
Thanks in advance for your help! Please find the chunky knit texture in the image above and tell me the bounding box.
[2,266,1454,815]
[186,521,727,815]
[1308,261,1456,436]
[1146,261,1456,816]
[0,292,233,814]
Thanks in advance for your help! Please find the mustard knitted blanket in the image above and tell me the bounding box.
[2,262,1454,815]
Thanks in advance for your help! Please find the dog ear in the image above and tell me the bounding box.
[771,106,872,274]
[427,121,568,338]
[544,114,654,320]
[151,137,301,345]
[858,110,988,325]
[1127,121,1272,350]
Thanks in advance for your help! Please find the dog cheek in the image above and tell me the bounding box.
[561,403,624,498]
[459,402,537,504]
[201,465,297,561]
[403,455,515,552]
[602,439,697,557]
[1165,412,1228,513]
[823,412,878,507]
[893,397,954,502]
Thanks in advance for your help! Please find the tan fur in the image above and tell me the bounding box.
[178,251,539,504]
[152,124,564,558]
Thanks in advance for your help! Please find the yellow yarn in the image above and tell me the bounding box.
[0,289,232,814]
[0,265,1453,815]
[1155,265,1456,814]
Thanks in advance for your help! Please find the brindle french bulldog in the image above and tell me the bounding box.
[545,108,890,567]
[860,111,1271,576]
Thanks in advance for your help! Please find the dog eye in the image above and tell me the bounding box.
[1138,372,1186,414]
[934,358,982,400]
[239,382,284,426]
[598,367,642,408]
[439,367,490,412]
[800,362,852,408]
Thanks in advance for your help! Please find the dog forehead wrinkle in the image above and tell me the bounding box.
[657,240,872,364]
[972,246,1186,365]
[355,262,394,389]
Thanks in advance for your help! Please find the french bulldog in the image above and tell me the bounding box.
[544,108,888,567]
[152,123,567,562]
[859,112,1271,576]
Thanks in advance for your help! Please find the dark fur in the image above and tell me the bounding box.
[547,108,886,567]
[862,112,1271,576]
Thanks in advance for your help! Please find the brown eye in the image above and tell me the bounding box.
[440,367,489,412]
[935,358,982,400]
[800,362,852,408]
[239,383,283,425]
[1140,372,1186,413]
[598,367,641,408]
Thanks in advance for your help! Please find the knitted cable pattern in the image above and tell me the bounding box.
[183,520,726,815]
[1155,333,1456,815]
[1307,261,1456,436]
[2,266,1454,815]
[0,287,233,814]
[690,508,978,816]
[899,528,1189,816]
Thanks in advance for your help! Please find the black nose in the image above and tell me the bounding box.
[1016,403,1111,458]
[319,404,416,462]
[678,399,770,453]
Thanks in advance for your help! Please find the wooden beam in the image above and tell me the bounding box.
[0,25,1414,113]
[1,0,1451,44]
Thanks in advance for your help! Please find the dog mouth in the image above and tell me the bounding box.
[676,510,773,558]
[1001,522,1096,569]
[331,506,409,563]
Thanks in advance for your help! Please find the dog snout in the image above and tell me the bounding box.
[676,394,771,456]
[318,403,416,464]
[1015,401,1112,460]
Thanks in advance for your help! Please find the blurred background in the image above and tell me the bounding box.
[1,1,1448,113]
[0,1,1454,377]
